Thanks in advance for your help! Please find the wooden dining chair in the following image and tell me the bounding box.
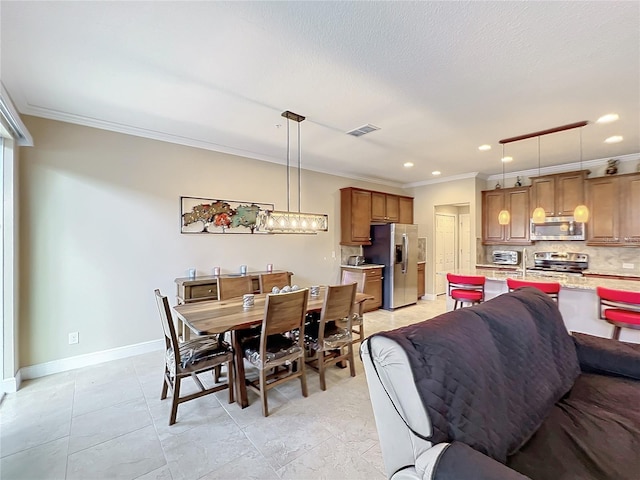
[154,289,234,425]
[217,275,254,300]
[341,270,367,344]
[304,282,357,391]
[259,272,290,293]
[239,288,309,416]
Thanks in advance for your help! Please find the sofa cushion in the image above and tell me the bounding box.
[375,288,580,463]
[507,372,640,479]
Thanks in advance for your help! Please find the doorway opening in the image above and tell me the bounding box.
[434,204,471,296]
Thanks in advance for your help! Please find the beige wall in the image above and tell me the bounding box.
[409,176,481,295]
[18,116,409,367]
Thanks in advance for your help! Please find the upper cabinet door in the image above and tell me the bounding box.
[531,177,555,216]
[482,190,507,244]
[370,192,386,222]
[622,173,640,245]
[385,195,399,222]
[398,196,414,224]
[340,188,372,245]
[556,171,587,216]
[586,176,619,245]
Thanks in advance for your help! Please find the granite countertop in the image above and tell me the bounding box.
[340,264,385,270]
[583,269,640,279]
[440,268,640,293]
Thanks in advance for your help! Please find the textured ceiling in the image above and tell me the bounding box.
[2,1,639,186]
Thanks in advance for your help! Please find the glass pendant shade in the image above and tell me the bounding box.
[532,207,546,224]
[258,210,328,234]
[498,209,511,225]
[573,204,589,223]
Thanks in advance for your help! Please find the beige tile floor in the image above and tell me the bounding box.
[0,297,446,480]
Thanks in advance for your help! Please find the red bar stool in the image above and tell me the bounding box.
[507,278,561,304]
[596,286,640,340]
[447,273,485,310]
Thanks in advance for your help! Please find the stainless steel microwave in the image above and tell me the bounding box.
[530,216,585,241]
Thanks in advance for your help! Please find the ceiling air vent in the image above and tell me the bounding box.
[346,124,380,137]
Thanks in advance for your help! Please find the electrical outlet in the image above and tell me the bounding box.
[68,332,79,344]
[622,263,634,269]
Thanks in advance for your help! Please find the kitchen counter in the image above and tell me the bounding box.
[339,263,385,270]
[583,269,640,279]
[439,268,640,343]
[443,268,640,292]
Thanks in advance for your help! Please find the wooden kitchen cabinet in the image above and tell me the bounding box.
[341,266,383,312]
[417,262,425,299]
[530,170,588,217]
[340,188,372,245]
[482,186,532,245]
[586,172,640,246]
[371,192,399,222]
[398,196,414,224]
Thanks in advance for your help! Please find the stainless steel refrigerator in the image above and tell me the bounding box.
[363,223,418,310]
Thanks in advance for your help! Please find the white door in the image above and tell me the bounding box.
[435,214,456,295]
[459,213,471,271]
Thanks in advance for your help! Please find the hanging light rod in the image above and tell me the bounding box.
[499,120,589,144]
[281,110,306,123]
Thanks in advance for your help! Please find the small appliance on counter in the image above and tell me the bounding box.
[347,255,365,266]
[492,250,520,266]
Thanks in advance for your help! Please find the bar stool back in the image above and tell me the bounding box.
[446,273,486,310]
[507,278,561,304]
[596,286,640,340]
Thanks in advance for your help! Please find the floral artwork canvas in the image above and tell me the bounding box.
[180,196,274,234]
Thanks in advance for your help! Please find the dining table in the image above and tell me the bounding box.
[173,287,374,408]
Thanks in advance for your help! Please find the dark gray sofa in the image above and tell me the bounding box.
[361,288,640,480]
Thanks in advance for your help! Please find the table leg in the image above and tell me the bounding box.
[231,330,249,408]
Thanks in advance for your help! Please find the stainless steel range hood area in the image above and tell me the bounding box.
[530,216,585,241]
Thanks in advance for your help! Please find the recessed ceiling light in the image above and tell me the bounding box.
[432,170,441,176]
[478,144,491,151]
[597,113,619,124]
[501,156,513,163]
[403,162,414,168]
[604,135,623,144]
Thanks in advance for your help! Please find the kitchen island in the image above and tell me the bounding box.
[439,268,640,344]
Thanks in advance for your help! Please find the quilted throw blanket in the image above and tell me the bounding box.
[376,288,580,463]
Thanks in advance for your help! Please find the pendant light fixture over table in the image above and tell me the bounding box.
[498,144,511,225]
[258,111,329,234]
[499,120,590,226]
[531,136,546,224]
[573,126,589,223]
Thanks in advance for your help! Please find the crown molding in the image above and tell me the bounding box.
[403,171,482,188]
[485,153,640,182]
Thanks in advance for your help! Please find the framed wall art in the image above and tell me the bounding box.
[180,196,274,234]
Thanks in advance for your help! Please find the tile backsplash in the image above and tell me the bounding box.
[483,241,640,274]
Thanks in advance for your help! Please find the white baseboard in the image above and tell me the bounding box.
[18,339,164,382]
[2,369,21,393]
[423,293,438,301]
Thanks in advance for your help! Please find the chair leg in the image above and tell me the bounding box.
[319,353,327,391]
[259,369,268,417]
[299,359,308,397]
[214,365,221,383]
[161,368,169,400]
[227,360,234,404]
[169,376,181,426]
[612,325,622,340]
[347,344,356,378]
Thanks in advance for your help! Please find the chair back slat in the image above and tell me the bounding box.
[322,283,357,325]
[259,272,290,293]
[262,289,309,337]
[341,270,365,293]
[154,289,180,358]
[218,275,254,300]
